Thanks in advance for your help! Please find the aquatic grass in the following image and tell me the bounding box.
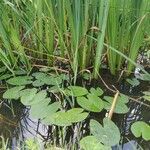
[0,0,150,80]
[93,0,110,78]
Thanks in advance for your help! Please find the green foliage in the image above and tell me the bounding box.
[90,87,104,96]
[80,136,111,150]
[6,76,33,86]
[103,94,129,114]
[3,86,25,99]
[131,121,150,141]
[143,91,150,102]
[42,108,89,126]
[1,0,149,79]
[126,78,140,87]
[65,86,88,97]
[77,94,104,112]
[90,118,120,146]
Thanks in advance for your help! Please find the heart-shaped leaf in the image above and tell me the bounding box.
[7,76,33,85]
[131,121,150,141]
[65,86,88,97]
[30,101,60,119]
[21,90,47,106]
[143,91,150,102]
[80,136,111,150]
[3,86,25,99]
[43,108,88,126]
[77,94,104,112]
[90,118,120,146]
[20,88,38,105]
[103,95,129,114]
[32,80,45,87]
[32,72,63,86]
[126,78,140,86]
[90,87,104,96]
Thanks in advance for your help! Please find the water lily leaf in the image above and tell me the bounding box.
[143,91,150,102]
[104,101,129,114]
[20,88,38,105]
[43,108,88,126]
[143,95,150,101]
[137,74,150,81]
[80,136,111,150]
[131,121,150,141]
[90,118,120,146]
[103,95,129,114]
[90,87,104,96]
[0,74,12,81]
[7,76,33,85]
[65,86,88,97]
[32,72,63,86]
[126,78,140,86]
[143,91,150,96]
[0,66,6,73]
[32,80,45,87]
[30,100,60,119]
[21,90,47,106]
[43,76,63,85]
[77,94,104,112]
[3,86,25,99]
[32,72,47,79]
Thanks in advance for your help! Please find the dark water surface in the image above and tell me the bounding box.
[0,72,150,150]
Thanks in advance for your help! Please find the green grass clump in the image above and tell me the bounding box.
[0,0,150,80]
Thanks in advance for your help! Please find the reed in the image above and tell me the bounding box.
[0,0,149,79]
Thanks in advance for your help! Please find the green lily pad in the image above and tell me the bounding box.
[20,88,38,105]
[126,78,140,86]
[103,95,129,114]
[30,100,60,119]
[32,80,45,87]
[65,86,88,97]
[131,121,150,141]
[143,91,150,102]
[3,86,25,99]
[21,90,47,106]
[90,118,120,146]
[90,87,104,96]
[80,136,111,150]
[0,74,12,81]
[7,76,33,85]
[32,72,63,86]
[43,108,88,126]
[77,94,104,112]
[0,66,6,73]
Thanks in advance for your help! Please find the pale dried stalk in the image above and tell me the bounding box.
[108,91,120,119]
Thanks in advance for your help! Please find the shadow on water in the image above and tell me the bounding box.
[0,70,150,150]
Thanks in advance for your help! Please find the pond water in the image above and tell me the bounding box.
[0,71,150,150]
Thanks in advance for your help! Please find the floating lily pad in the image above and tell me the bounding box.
[20,88,38,105]
[131,121,150,141]
[32,80,45,87]
[32,72,63,86]
[90,118,120,146]
[126,78,140,86]
[103,94,129,114]
[21,90,47,106]
[90,87,104,96]
[77,94,104,112]
[0,74,12,81]
[80,136,111,150]
[3,86,25,99]
[30,100,60,119]
[143,91,150,102]
[7,76,33,85]
[65,86,88,97]
[43,108,88,126]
